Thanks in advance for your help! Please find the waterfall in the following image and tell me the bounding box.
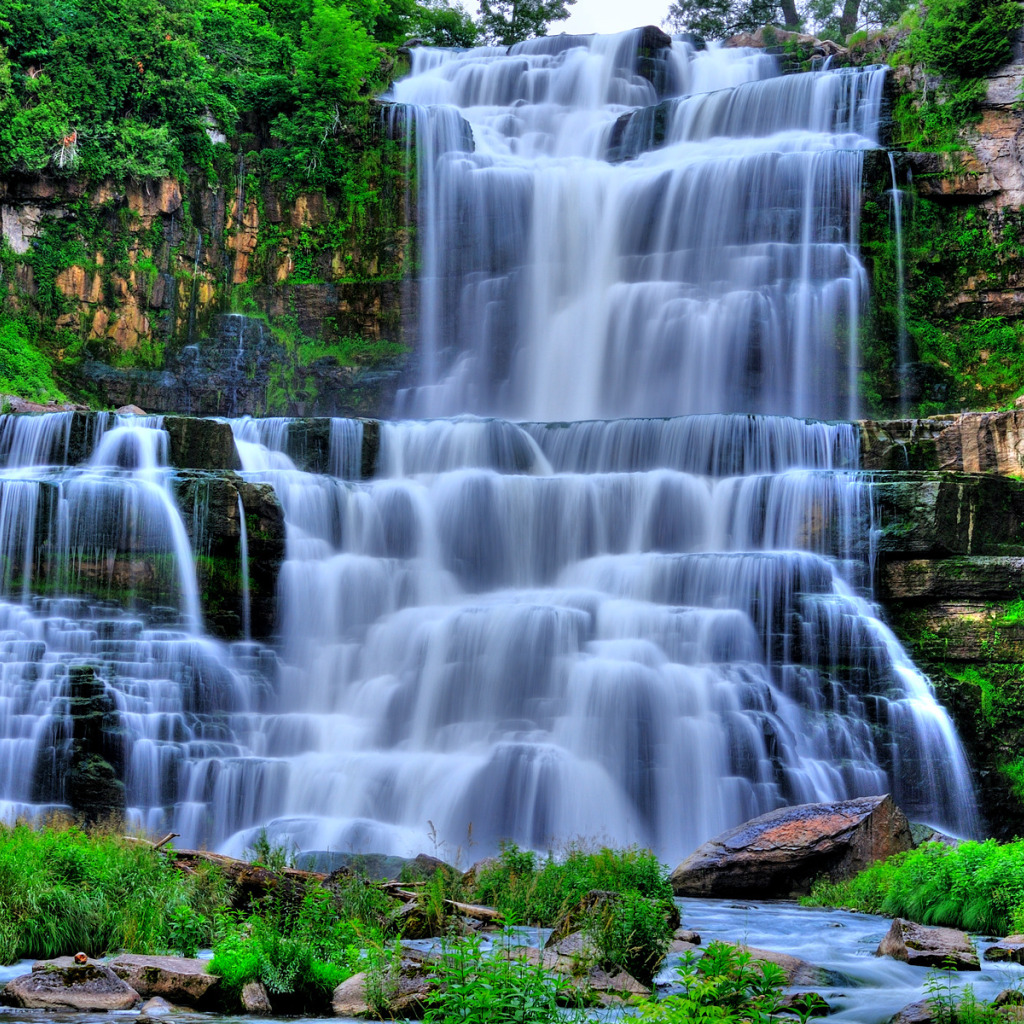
[0,30,980,861]
[389,34,884,422]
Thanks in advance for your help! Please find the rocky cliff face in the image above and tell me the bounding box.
[1,108,412,415]
[862,411,1024,838]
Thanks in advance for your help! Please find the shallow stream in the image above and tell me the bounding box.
[2,899,1022,1024]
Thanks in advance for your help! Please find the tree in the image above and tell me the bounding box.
[665,0,799,39]
[478,0,577,46]
[665,0,910,40]
[414,0,479,47]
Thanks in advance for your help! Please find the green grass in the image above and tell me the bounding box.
[0,819,227,963]
[470,842,674,927]
[804,839,1024,936]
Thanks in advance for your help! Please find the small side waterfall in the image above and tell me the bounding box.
[889,152,911,416]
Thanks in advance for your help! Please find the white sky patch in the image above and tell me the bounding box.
[467,0,673,37]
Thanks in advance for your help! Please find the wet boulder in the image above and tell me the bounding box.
[985,935,1024,963]
[331,946,436,1019]
[887,1000,940,1024]
[670,795,913,898]
[727,945,840,986]
[240,981,272,1014]
[876,919,979,970]
[108,955,221,1008]
[163,416,241,471]
[2,957,141,1011]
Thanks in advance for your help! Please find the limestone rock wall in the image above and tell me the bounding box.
[0,109,412,416]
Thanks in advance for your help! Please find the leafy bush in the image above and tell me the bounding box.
[587,888,672,987]
[805,839,1024,936]
[209,890,358,1012]
[913,0,1023,79]
[637,942,803,1023]
[0,314,65,402]
[424,931,582,1024]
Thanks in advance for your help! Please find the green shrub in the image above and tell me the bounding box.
[424,931,583,1024]
[637,942,802,1023]
[587,888,672,987]
[0,820,227,962]
[805,839,1024,936]
[209,892,358,1012]
[0,314,65,402]
[913,0,1023,79]
[471,842,674,926]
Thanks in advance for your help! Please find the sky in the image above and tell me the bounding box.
[550,0,672,34]
[466,0,674,37]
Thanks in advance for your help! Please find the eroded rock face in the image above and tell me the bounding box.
[876,919,979,970]
[107,955,221,1007]
[861,411,1024,479]
[670,795,913,898]
[2,958,140,1011]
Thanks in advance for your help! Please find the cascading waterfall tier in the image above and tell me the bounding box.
[218,412,975,859]
[389,32,885,421]
[0,410,977,856]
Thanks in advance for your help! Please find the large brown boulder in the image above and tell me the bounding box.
[876,919,979,970]
[670,795,913,898]
[108,955,221,1008]
[1,958,141,1011]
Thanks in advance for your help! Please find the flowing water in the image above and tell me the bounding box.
[390,33,883,422]
[0,31,980,863]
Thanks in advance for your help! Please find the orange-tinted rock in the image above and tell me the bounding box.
[670,795,913,898]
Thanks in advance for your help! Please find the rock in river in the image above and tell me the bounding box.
[670,795,913,898]
[876,919,979,970]
[108,954,221,1007]
[1,956,141,1011]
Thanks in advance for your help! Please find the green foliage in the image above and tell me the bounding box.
[925,962,1003,1024]
[1002,757,1024,803]
[209,890,358,1011]
[586,888,672,987]
[637,942,813,1024]
[0,313,65,401]
[666,0,795,38]
[883,0,1024,154]
[0,0,412,186]
[913,0,1023,79]
[477,0,576,46]
[0,819,228,963]
[413,0,478,46]
[471,842,674,926]
[805,839,1024,936]
[424,931,582,1024]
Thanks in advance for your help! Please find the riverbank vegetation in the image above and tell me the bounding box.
[805,838,1024,936]
[0,821,682,1014]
